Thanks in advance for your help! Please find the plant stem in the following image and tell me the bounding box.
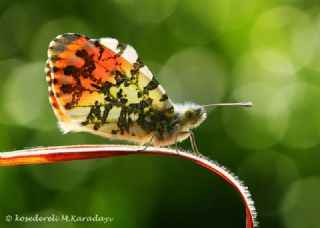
[0,144,257,227]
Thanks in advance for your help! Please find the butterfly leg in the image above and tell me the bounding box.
[175,131,200,155]
[138,132,156,152]
[189,131,201,156]
[172,125,180,154]
[173,130,180,154]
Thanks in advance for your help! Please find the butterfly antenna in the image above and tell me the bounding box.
[201,101,253,108]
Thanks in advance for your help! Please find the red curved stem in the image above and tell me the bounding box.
[0,144,257,227]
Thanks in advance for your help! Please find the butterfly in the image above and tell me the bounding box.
[45,33,251,153]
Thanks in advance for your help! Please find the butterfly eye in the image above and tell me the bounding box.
[185,110,194,120]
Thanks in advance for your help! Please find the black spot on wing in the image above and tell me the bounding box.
[92,81,113,95]
[52,67,60,73]
[134,58,144,68]
[49,55,61,63]
[94,40,104,60]
[61,84,73,94]
[120,98,128,104]
[48,78,58,85]
[117,89,123,98]
[75,49,96,79]
[159,94,168,102]
[143,77,159,94]
[116,42,127,56]
[64,65,79,77]
[81,101,113,131]
[131,57,144,76]
[117,107,129,135]
[101,104,112,122]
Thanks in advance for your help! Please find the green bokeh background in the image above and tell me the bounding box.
[1,0,320,227]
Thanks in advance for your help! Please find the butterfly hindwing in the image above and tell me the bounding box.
[47,33,174,143]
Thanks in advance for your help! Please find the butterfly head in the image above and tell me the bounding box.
[175,103,207,130]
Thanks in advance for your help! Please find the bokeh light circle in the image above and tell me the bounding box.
[251,6,318,72]
[114,0,177,25]
[26,161,95,190]
[158,47,227,105]
[309,11,320,72]
[0,5,28,59]
[281,83,320,149]
[2,62,49,128]
[30,17,93,60]
[186,0,262,34]
[281,177,320,228]
[223,82,288,149]
[238,150,299,215]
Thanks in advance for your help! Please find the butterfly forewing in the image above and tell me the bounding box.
[47,33,173,143]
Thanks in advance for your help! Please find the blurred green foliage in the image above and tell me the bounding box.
[1,0,320,227]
